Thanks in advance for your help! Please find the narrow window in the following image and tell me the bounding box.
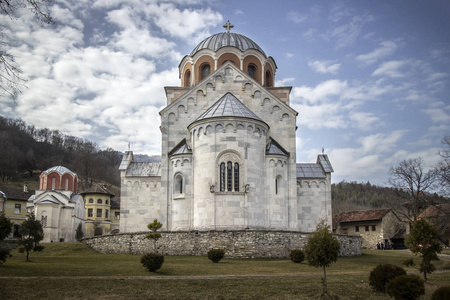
[220,162,225,192]
[105,200,109,205]
[14,204,21,214]
[355,226,359,232]
[372,225,376,231]
[184,70,191,87]
[97,209,102,218]
[115,212,120,220]
[365,226,369,232]
[248,64,256,79]
[41,216,47,227]
[234,163,239,192]
[265,71,272,87]
[65,178,69,190]
[275,178,278,194]
[52,178,55,190]
[88,208,93,217]
[105,209,109,219]
[227,162,232,191]
[89,198,93,203]
[174,174,183,195]
[97,199,102,204]
[201,64,210,80]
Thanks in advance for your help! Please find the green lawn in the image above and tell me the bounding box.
[0,242,449,299]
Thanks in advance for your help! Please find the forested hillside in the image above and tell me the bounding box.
[0,116,122,189]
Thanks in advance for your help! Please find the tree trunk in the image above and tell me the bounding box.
[323,265,327,293]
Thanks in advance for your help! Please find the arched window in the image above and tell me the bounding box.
[97,199,102,204]
[88,198,94,203]
[265,71,272,87]
[275,175,282,195]
[51,178,55,190]
[234,163,239,192]
[220,161,240,192]
[201,63,210,80]
[174,173,183,195]
[105,200,109,205]
[105,209,109,219]
[65,178,69,190]
[220,163,226,192]
[248,64,256,79]
[184,70,191,87]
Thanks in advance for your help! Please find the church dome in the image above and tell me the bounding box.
[190,32,266,57]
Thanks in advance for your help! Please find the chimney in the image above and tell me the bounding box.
[23,182,28,193]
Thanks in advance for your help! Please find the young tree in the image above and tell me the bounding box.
[0,212,12,241]
[146,219,162,252]
[18,213,44,261]
[388,158,438,221]
[0,212,13,264]
[75,223,83,241]
[405,219,442,281]
[305,221,340,295]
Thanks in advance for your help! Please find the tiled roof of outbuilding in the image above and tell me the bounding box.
[333,208,392,227]
[0,186,34,201]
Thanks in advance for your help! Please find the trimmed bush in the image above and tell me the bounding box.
[140,253,164,272]
[386,274,425,300]
[289,249,305,263]
[431,286,450,300]
[207,248,225,263]
[369,264,406,292]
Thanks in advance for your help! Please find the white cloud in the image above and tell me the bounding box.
[292,79,348,103]
[308,60,341,74]
[372,60,407,78]
[355,41,397,65]
[287,11,308,24]
[349,112,380,131]
[275,77,295,86]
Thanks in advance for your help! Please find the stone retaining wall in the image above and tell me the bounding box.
[83,230,361,258]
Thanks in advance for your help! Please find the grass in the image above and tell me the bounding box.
[0,242,449,299]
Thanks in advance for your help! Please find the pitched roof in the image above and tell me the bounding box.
[266,138,289,157]
[0,186,34,201]
[317,154,334,172]
[126,162,162,177]
[169,139,192,157]
[334,208,392,226]
[79,184,115,197]
[296,163,326,178]
[193,92,266,124]
[418,203,450,218]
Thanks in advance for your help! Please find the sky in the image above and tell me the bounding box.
[1,0,449,186]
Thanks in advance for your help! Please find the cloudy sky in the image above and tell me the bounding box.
[1,0,449,185]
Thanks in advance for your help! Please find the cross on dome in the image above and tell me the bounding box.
[223,20,234,33]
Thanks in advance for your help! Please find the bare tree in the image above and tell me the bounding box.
[388,158,438,221]
[0,0,53,97]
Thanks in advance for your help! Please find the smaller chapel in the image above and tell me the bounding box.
[28,166,85,243]
[119,22,334,233]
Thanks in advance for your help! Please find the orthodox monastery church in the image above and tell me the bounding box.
[119,22,333,233]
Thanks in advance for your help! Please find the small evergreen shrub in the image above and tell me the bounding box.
[431,286,450,300]
[289,249,305,263]
[385,274,425,300]
[369,264,406,292]
[141,253,164,272]
[0,249,10,264]
[207,248,225,263]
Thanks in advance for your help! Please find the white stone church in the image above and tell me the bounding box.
[119,22,333,234]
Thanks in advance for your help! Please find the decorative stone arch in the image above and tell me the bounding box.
[271,105,281,114]
[216,150,243,193]
[262,98,271,106]
[168,112,176,123]
[235,75,243,82]
[177,105,186,118]
[215,123,224,132]
[205,125,213,135]
[225,123,235,133]
[282,113,290,121]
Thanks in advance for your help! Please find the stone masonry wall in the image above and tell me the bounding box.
[83,230,361,258]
